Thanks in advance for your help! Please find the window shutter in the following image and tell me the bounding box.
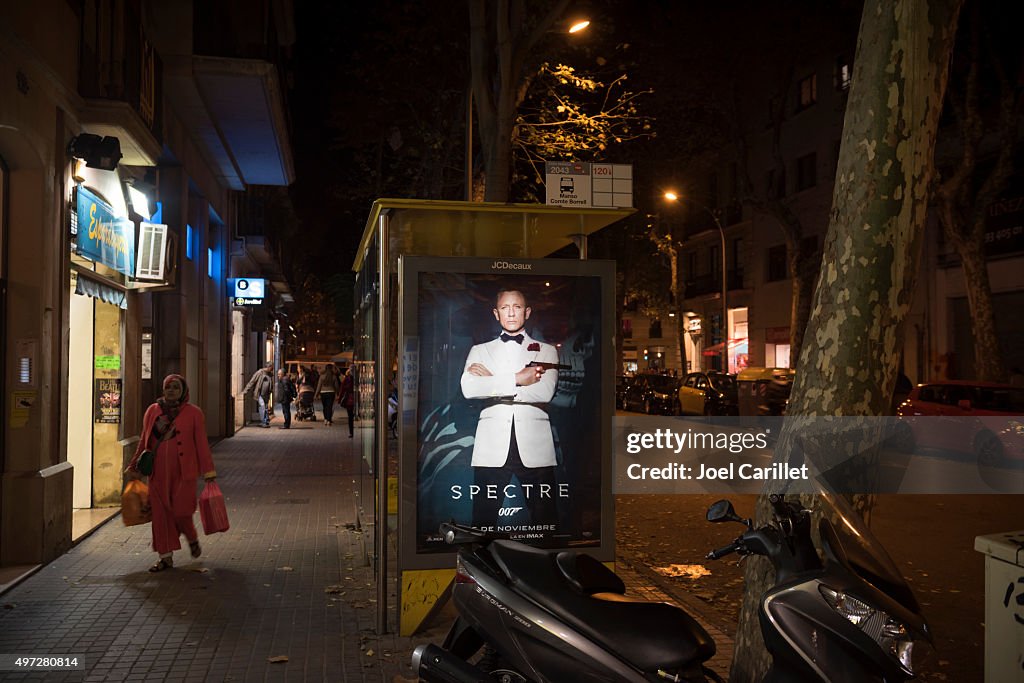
[135,222,168,280]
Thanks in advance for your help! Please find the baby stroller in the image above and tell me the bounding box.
[295,389,316,421]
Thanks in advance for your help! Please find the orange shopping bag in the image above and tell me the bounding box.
[199,481,230,534]
[121,479,151,526]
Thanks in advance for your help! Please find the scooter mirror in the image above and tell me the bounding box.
[707,499,743,523]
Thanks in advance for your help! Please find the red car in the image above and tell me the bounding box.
[894,381,1024,464]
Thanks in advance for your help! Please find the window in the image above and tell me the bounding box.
[796,152,817,191]
[710,244,721,279]
[767,244,788,282]
[766,167,786,199]
[649,319,663,339]
[185,224,194,260]
[798,73,817,110]
[622,318,633,339]
[835,56,852,91]
[801,235,820,261]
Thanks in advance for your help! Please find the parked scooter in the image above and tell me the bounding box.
[411,493,929,682]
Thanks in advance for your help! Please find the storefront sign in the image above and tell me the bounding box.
[75,186,136,277]
[94,378,122,423]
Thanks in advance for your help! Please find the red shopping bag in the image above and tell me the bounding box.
[199,481,230,534]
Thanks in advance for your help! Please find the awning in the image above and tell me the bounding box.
[75,272,127,309]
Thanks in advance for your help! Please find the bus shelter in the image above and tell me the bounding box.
[351,199,633,634]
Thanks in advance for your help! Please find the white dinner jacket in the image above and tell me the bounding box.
[460,332,558,467]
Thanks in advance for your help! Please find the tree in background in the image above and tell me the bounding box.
[468,0,652,202]
[933,0,1023,382]
[722,3,861,367]
[729,0,964,677]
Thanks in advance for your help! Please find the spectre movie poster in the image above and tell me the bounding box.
[401,257,613,556]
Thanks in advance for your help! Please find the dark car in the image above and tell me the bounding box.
[677,372,739,415]
[893,381,1024,464]
[622,374,681,415]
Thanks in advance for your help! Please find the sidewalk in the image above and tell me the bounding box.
[0,417,731,682]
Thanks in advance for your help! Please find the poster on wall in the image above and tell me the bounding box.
[399,256,615,566]
[95,378,122,423]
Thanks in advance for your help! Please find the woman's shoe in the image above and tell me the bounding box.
[189,540,202,558]
[148,557,173,572]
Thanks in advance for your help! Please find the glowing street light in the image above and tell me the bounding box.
[568,19,591,33]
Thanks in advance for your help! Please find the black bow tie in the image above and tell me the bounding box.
[500,333,524,344]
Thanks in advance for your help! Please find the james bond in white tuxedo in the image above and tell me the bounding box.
[461,289,560,526]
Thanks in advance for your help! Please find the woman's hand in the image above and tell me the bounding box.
[204,475,217,482]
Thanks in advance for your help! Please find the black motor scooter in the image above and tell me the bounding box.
[412,493,929,682]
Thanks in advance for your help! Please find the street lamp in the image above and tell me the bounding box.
[664,191,728,373]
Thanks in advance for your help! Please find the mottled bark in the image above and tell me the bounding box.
[729,0,964,680]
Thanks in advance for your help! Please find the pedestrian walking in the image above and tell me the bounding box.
[340,366,355,437]
[126,374,217,572]
[316,364,341,425]
[242,363,273,427]
[276,368,297,428]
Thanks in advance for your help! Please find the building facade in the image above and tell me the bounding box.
[0,0,294,569]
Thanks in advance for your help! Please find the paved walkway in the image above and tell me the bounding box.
[0,417,731,682]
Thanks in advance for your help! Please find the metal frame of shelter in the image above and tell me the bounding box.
[351,199,634,634]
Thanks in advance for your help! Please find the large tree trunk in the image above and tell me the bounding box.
[729,0,964,679]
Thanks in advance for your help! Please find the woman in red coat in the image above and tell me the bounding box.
[127,374,217,572]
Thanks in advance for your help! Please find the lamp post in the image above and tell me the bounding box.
[664,192,728,373]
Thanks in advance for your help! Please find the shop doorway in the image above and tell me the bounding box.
[67,270,125,535]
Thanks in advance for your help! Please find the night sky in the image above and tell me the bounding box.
[282,0,1020,318]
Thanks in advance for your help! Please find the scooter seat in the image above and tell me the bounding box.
[488,541,715,673]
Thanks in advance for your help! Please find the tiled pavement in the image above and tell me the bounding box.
[0,417,732,682]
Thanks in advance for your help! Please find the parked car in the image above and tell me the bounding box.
[677,372,739,415]
[621,374,680,415]
[893,380,1024,464]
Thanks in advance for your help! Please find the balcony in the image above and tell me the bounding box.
[77,1,163,165]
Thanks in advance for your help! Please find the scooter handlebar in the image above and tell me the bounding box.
[706,541,743,560]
